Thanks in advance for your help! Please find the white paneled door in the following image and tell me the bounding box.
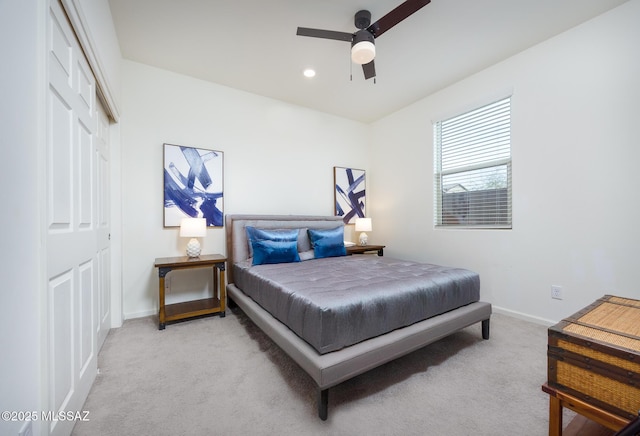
[96,99,110,349]
[46,1,110,435]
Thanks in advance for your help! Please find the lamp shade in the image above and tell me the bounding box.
[355,217,372,232]
[351,30,375,65]
[180,218,206,237]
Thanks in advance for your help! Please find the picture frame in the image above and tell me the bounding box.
[333,166,366,224]
[163,143,224,227]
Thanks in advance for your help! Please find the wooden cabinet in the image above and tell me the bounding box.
[543,295,640,434]
[154,254,226,330]
[346,244,385,256]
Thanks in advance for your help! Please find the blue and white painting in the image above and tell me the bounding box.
[164,144,224,227]
[334,166,365,224]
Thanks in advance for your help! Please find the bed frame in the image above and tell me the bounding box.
[225,214,492,420]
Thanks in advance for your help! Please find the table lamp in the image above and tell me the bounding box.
[180,217,207,257]
[355,217,372,246]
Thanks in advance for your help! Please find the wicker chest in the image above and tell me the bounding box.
[547,295,640,420]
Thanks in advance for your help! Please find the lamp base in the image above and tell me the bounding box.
[186,238,201,257]
[358,232,368,246]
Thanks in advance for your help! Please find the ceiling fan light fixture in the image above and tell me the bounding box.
[297,2,432,79]
[351,41,375,64]
[351,30,375,65]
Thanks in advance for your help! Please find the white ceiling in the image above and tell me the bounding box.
[108,0,628,123]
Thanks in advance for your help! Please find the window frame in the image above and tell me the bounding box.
[433,96,512,229]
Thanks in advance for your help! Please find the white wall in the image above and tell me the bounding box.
[0,2,44,435]
[369,0,640,324]
[120,61,369,318]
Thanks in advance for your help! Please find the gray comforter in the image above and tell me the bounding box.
[233,255,480,354]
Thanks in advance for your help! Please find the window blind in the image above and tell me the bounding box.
[434,97,512,228]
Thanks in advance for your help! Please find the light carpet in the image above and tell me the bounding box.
[72,310,574,435]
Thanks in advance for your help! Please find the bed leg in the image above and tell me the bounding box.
[318,389,328,421]
[482,318,490,340]
[227,296,238,310]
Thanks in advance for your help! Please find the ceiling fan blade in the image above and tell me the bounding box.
[296,27,353,42]
[362,60,376,80]
[367,0,431,38]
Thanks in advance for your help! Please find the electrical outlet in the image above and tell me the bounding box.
[551,285,563,300]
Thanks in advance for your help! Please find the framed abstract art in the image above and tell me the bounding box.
[163,143,224,227]
[333,166,366,224]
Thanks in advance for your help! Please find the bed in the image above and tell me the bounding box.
[225,214,492,420]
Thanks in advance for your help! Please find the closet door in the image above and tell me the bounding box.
[46,1,107,434]
[96,101,111,349]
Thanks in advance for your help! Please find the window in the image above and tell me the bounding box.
[434,97,512,228]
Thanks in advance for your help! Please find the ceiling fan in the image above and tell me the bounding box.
[296,0,431,80]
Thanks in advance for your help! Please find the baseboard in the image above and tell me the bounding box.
[123,308,157,320]
[492,305,555,326]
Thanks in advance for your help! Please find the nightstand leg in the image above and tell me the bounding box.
[158,273,167,330]
[218,262,226,315]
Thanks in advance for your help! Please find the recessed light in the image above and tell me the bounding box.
[303,68,316,78]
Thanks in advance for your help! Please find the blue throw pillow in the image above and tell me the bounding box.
[246,226,301,265]
[246,226,298,256]
[307,227,347,259]
[251,239,300,265]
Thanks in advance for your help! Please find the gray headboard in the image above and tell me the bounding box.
[225,214,344,284]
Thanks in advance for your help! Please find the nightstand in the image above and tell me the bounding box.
[346,245,385,256]
[154,254,226,330]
